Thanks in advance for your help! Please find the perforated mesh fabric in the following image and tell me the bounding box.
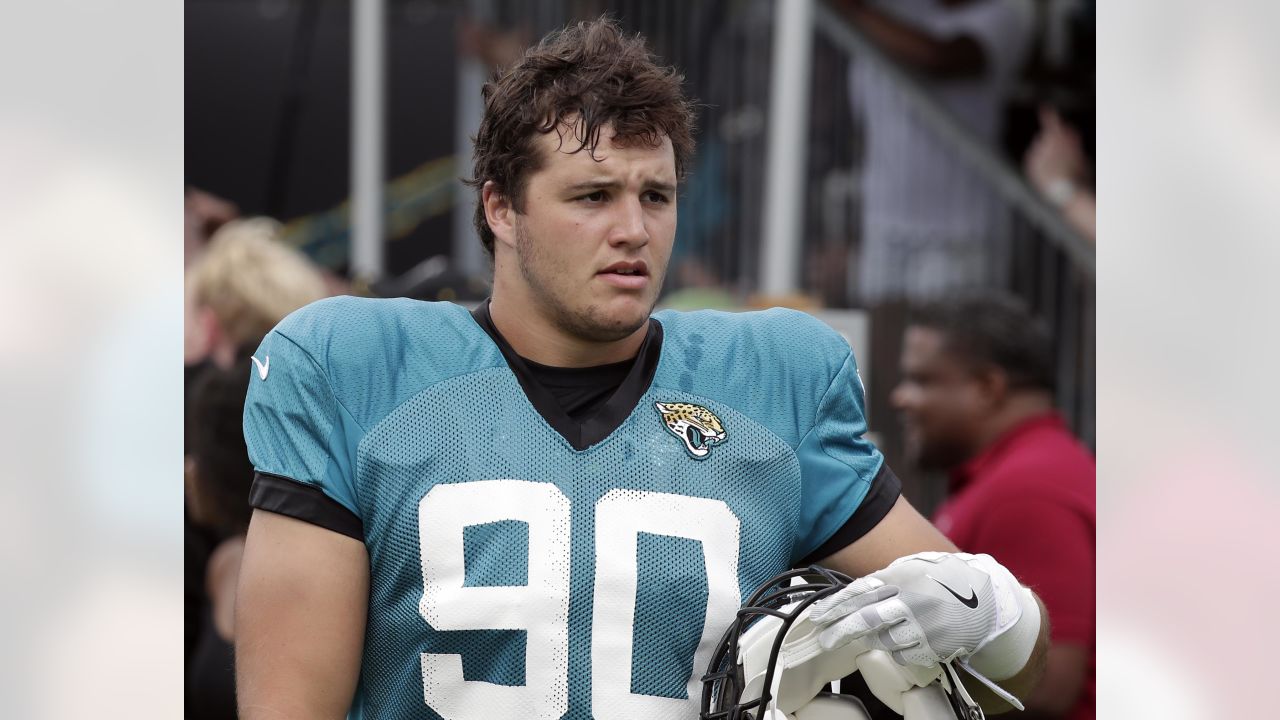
[358,369,804,718]
[630,533,708,698]
[245,299,886,719]
[463,520,529,587]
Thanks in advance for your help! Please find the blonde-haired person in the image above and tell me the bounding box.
[185,217,329,369]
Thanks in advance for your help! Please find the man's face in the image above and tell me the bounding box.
[891,326,988,470]
[503,123,677,343]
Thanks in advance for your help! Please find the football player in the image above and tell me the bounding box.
[235,18,1047,720]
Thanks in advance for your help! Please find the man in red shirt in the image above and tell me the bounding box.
[892,294,1095,719]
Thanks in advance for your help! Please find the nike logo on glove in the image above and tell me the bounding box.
[928,575,979,608]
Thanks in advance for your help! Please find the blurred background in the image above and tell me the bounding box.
[42,0,1280,718]
[183,3,1097,716]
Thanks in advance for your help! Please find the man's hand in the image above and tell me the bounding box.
[810,552,1044,711]
[812,552,1028,663]
[1023,105,1096,242]
[1024,106,1087,196]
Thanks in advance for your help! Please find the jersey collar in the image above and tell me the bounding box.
[471,299,664,451]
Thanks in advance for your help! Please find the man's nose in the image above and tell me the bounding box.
[890,382,910,410]
[609,197,649,248]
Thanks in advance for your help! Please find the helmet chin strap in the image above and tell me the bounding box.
[953,657,1024,711]
[938,661,984,720]
[938,656,1031,720]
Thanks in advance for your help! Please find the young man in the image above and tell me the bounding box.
[236,19,1046,719]
[893,295,1095,718]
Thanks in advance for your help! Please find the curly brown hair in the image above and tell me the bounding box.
[466,17,697,258]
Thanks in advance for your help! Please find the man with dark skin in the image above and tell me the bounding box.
[893,295,1096,719]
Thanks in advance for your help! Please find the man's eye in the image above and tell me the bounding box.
[580,190,606,202]
[644,191,670,204]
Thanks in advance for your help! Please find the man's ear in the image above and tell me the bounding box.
[482,181,517,250]
[975,365,1009,407]
[195,305,221,356]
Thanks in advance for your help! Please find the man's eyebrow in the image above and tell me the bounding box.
[563,179,622,193]
[562,178,677,194]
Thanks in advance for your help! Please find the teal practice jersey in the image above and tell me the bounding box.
[243,297,899,720]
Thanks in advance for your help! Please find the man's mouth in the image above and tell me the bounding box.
[598,261,648,277]
[597,261,650,289]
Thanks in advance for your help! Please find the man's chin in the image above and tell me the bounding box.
[913,442,971,472]
[559,301,652,344]
[904,431,966,471]
[585,312,649,342]
[592,296,657,333]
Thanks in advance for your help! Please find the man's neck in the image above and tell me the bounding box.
[972,392,1056,454]
[488,294,648,368]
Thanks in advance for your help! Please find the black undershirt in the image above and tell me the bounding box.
[521,355,634,422]
[470,299,664,451]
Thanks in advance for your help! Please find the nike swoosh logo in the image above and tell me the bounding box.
[929,575,979,609]
[251,355,270,380]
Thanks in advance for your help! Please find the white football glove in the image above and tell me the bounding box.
[808,552,1041,708]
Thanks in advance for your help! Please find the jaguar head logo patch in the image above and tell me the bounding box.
[655,401,727,459]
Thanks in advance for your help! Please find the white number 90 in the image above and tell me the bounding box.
[419,480,742,719]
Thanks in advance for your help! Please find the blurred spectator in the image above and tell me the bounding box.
[1024,105,1096,242]
[836,0,1033,303]
[184,217,329,369]
[184,186,239,267]
[892,294,1095,719]
[831,0,1034,502]
[185,362,256,720]
[458,15,532,71]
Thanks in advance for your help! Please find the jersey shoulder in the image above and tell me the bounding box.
[655,306,851,364]
[270,296,503,427]
[652,307,857,445]
[272,294,473,353]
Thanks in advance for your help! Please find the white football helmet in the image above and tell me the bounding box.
[700,566,986,720]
